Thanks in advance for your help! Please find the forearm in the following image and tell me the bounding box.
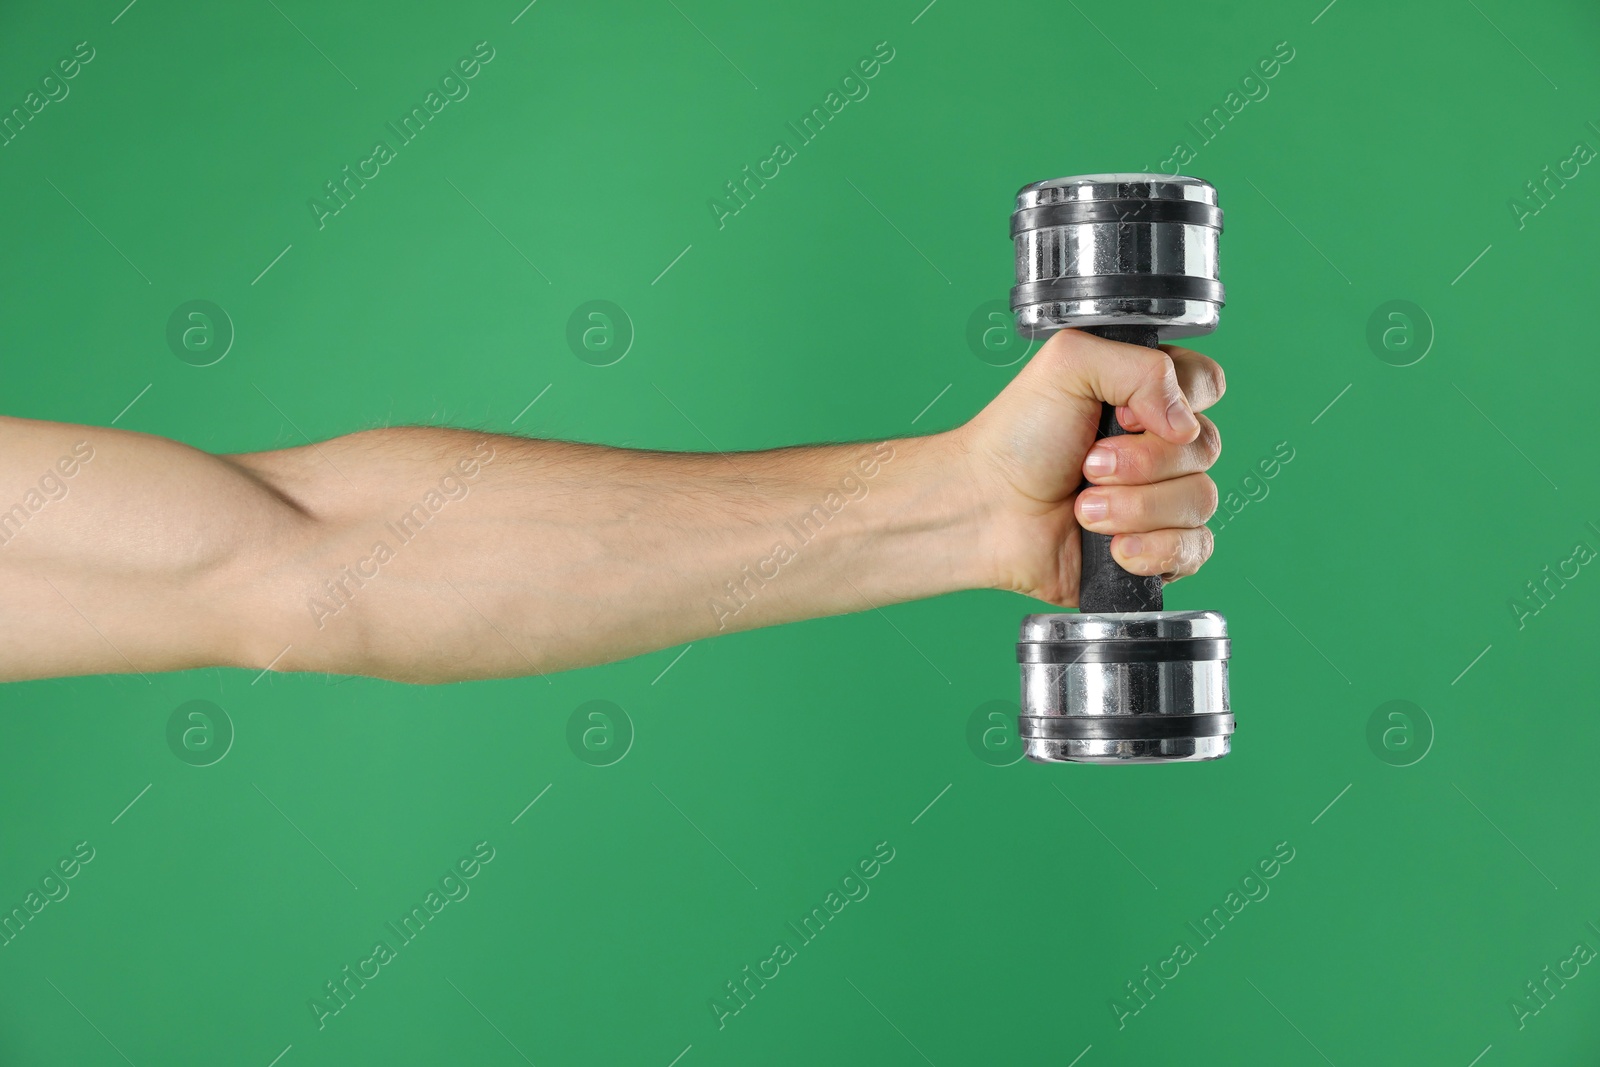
[251,429,990,682]
[0,418,991,683]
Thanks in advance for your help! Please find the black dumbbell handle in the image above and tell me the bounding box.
[1078,324,1164,614]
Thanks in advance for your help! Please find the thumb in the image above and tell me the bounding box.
[1024,328,1200,444]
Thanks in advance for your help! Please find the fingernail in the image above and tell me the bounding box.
[1078,493,1108,522]
[1083,446,1116,478]
[1120,535,1144,558]
[1167,397,1198,434]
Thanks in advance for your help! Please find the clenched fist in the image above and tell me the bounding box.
[949,328,1225,607]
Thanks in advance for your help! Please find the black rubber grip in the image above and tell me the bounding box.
[1079,324,1164,614]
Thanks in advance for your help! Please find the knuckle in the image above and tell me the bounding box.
[1194,476,1219,523]
[1160,353,1181,392]
[1194,417,1222,466]
[1178,530,1202,572]
[1169,528,1210,577]
[1141,350,1178,392]
[1118,441,1154,483]
[1036,329,1090,380]
[1157,532,1185,578]
[1164,531,1186,565]
[1041,327,1084,363]
[1126,487,1154,525]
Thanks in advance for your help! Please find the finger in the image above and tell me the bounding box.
[1108,526,1214,581]
[1083,413,1220,486]
[1114,346,1225,431]
[1025,329,1201,444]
[1164,346,1226,411]
[1076,472,1219,534]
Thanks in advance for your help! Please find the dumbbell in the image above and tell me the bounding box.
[1009,173,1233,764]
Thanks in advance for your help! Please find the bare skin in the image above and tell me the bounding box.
[0,330,1223,684]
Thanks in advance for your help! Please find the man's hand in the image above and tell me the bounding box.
[949,328,1225,607]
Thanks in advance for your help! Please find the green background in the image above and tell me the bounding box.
[2,0,1598,1063]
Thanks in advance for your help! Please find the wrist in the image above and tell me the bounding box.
[864,430,1001,598]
